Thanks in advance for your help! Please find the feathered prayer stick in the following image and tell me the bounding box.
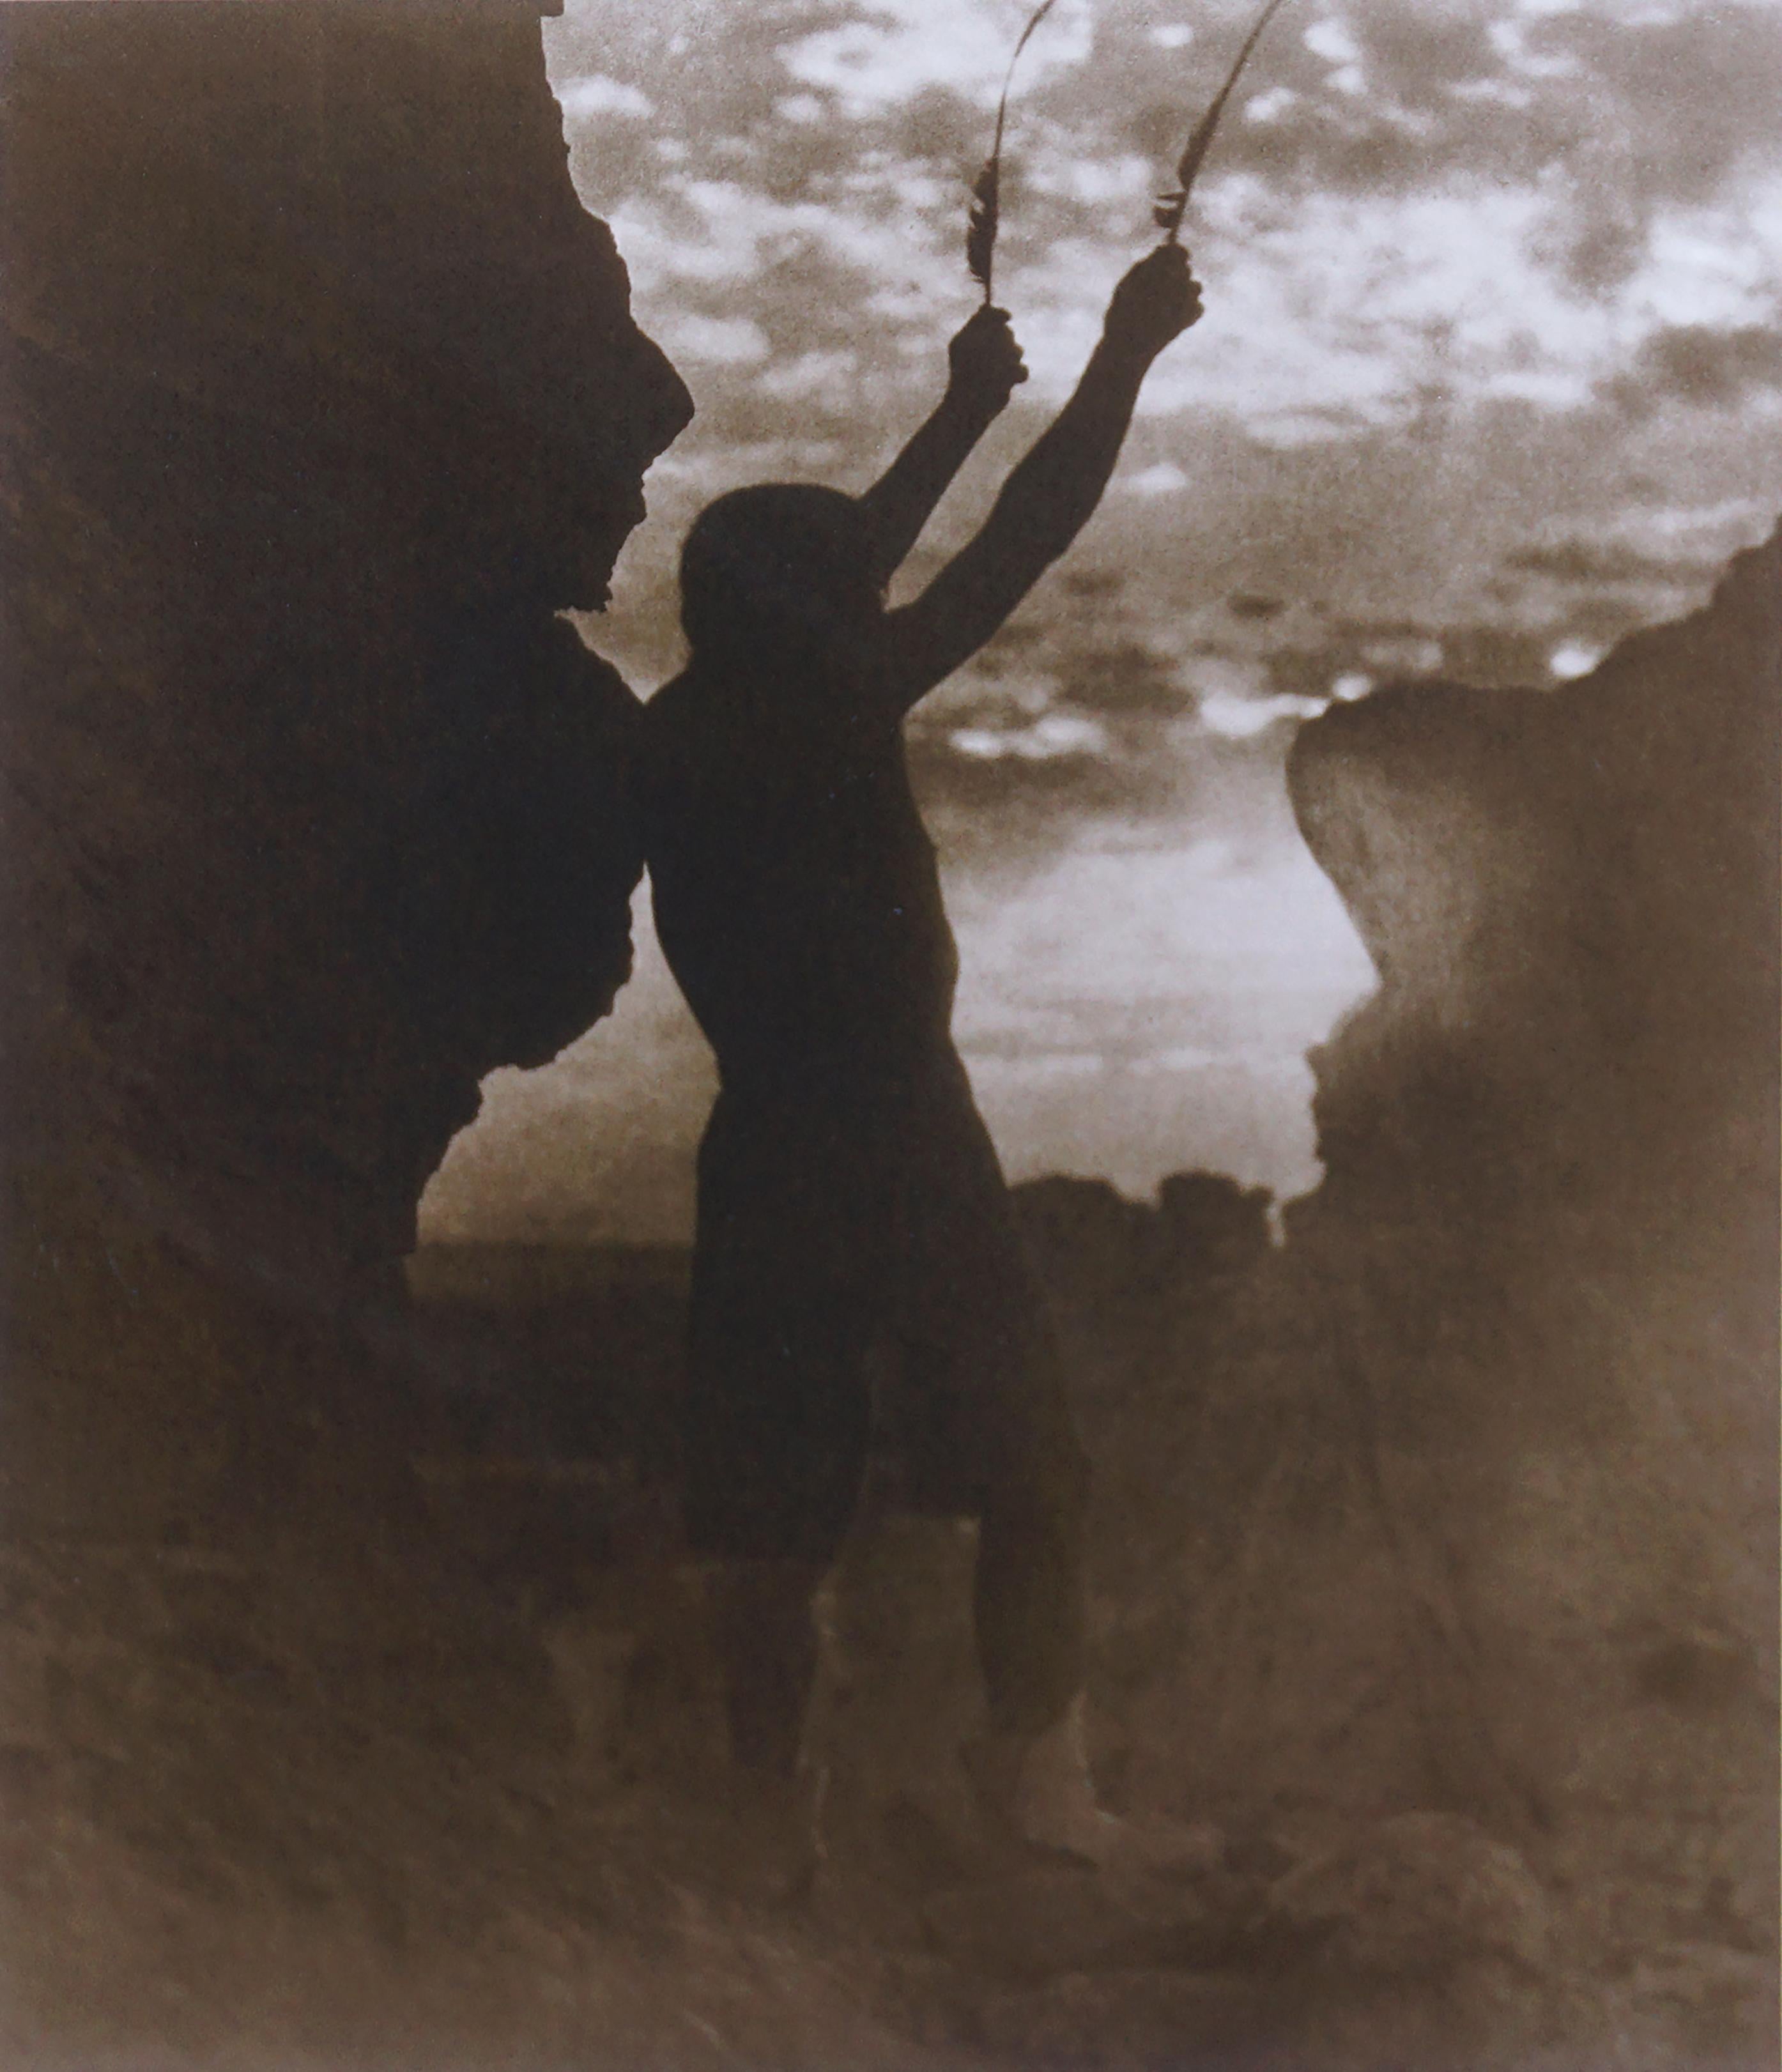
[967,0,1061,303]
[1154,0,1295,242]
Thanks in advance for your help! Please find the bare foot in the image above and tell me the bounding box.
[965,1696,1225,1879]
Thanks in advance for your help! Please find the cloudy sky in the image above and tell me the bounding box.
[422,0,1782,1243]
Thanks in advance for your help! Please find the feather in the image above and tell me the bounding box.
[967,157,1000,295]
[1155,0,1295,243]
[967,0,1060,302]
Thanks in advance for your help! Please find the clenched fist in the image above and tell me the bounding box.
[946,304,1030,418]
[1103,245,1204,362]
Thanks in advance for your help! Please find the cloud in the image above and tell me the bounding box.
[756,348,863,404]
[780,0,1096,117]
[1501,536,1721,588]
[1435,619,1578,687]
[1060,639,1192,718]
[559,0,1782,465]
[1602,323,1782,416]
[1121,460,1190,497]
[907,718,1168,868]
[1199,690,1330,738]
[950,710,1110,761]
[1548,640,1602,681]
[1130,0,1782,224]
[557,74,656,120]
[653,312,774,367]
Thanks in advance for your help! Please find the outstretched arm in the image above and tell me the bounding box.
[888,247,1201,708]
[856,305,1028,587]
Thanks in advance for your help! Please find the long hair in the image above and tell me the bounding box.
[679,484,881,666]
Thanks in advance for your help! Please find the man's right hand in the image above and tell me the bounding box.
[1103,245,1204,362]
[946,305,1029,419]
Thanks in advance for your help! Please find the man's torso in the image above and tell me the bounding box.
[639,656,962,1096]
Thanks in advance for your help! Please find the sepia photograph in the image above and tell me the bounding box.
[1,0,1777,2064]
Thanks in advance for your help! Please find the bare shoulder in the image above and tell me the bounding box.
[637,666,740,827]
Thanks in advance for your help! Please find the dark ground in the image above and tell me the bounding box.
[12,1213,1762,2070]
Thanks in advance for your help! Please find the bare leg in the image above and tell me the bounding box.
[974,1468,1089,1740]
[705,1556,827,1778]
[967,1452,1132,1862]
[971,1473,1223,1874]
[698,1556,832,1903]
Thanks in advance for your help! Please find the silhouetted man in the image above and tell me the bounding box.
[640,247,1203,1870]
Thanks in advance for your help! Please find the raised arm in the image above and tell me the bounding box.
[856,305,1029,587]
[887,247,1201,708]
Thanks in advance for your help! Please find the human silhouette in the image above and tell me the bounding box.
[638,247,1204,1873]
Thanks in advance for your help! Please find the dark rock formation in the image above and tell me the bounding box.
[1116,531,1778,1967]
[1293,528,1778,1304]
[1012,1171,1273,1410]
[1264,1811,1551,1979]
[0,2,689,1536]
[1285,526,1779,1796]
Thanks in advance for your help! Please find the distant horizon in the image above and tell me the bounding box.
[415,1155,1266,1248]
